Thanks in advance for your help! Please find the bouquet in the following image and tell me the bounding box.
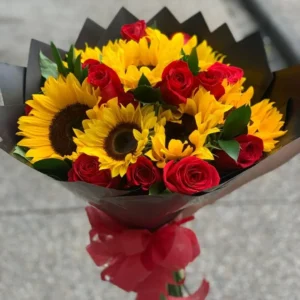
[1,7,300,300]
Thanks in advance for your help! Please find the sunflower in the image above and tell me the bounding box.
[74,44,102,62]
[178,88,232,132]
[248,99,287,152]
[146,124,194,168]
[17,74,100,162]
[196,40,225,71]
[219,78,254,108]
[147,89,230,167]
[73,98,157,177]
[96,28,223,91]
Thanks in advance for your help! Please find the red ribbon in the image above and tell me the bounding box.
[86,206,209,300]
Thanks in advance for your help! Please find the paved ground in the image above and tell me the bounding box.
[0,1,300,299]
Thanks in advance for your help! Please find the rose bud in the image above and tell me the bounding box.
[121,20,147,42]
[214,134,264,171]
[68,154,121,188]
[160,60,196,105]
[126,156,162,191]
[163,156,220,195]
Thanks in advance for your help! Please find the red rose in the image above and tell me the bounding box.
[118,91,136,107]
[163,156,220,195]
[182,33,192,44]
[126,156,161,190]
[208,62,244,84]
[121,20,147,42]
[160,61,196,105]
[196,69,225,99]
[214,135,264,171]
[82,59,100,69]
[88,63,122,101]
[88,63,135,106]
[68,154,121,188]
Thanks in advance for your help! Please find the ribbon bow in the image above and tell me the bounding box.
[86,206,209,300]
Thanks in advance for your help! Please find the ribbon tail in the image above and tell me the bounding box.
[167,279,210,300]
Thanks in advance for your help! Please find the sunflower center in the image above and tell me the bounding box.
[49,103,89,157]
[165,113,197,145]
[104,123,141,161]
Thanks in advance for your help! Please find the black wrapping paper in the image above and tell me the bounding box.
[147,7,182,36]
[97,7,138,48]
[264,65,300,117]
[205,24,236,53]
[181,11,210,39]
[224,32,273,104]
[0,104,24,153]
[0,63,26,105]
[75,18,105,49]
[1,8,300,229]
[25,39,66,100]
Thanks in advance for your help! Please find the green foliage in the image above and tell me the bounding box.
[138,73,151,86]
[11,146,32,166]
[180,49,189,62]
[222,105,251,140]
[74,54,83,81]
[149,181,166,195]
[48,42,88,83]
[149,20,157,29]
[50,42,68,77]
[218,139,240,162]
[187,47,199,75]
[66,45,75,73]
[33,158,71,181]
[133,86,162,104]
[39,52,58,79]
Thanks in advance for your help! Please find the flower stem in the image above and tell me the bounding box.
[168,271,183,297]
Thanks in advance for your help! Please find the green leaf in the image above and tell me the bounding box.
[149,20,157,29]
[64,158,73,168]
[11,146,32,166]
[39,51,58,79]
[138,73,151,87]
[50,42,68,77]
[222,105,251,140]
[149,181,165,195]
[67,45,75,73]
[218,139,240,162]
[13,146,28,158]
[74,54,83,82]
[33,158,71,181]
[180,49,188,62]
[133,86,161,104]
[81,67,88,82]
[187,47,199,75]
[161,188,172,195]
